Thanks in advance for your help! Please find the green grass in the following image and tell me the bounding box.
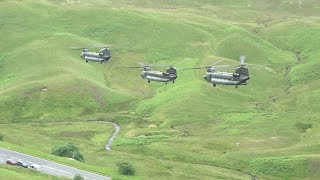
[1,0,320,179]
[0,164,66,180]
[0,122,136,179]
[249,156,308,177]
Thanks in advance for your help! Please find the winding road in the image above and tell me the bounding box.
[0,148,110,180]
[0,121,120,179]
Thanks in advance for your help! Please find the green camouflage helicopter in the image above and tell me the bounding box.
[124,63,178,84]
[72,46,111,64]
[186,56,250,88]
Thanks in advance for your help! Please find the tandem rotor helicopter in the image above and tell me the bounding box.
[123,63,178,84]
[71,46,111,64]
[72,45,251,88]
[185,56,250,88]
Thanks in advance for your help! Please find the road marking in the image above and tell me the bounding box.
[42,165,56,170]
[58,169,72,175]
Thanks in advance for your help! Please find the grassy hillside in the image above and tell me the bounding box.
[1,0,320,179]
[0,164,66,180]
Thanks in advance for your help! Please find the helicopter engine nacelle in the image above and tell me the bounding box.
[84,56,104,62]
[146,76,169,82]
[211,78,237,85]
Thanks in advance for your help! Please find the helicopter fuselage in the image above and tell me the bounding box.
[80,52,111,63]
[141,70,177,83]
[204,72,250,86]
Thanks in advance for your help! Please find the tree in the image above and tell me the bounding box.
[73,174,84,180]
[51,142,85,162]
[118,162,135,175]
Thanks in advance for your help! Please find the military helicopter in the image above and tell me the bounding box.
[72,46,111,64]
[124,63,178,84]
[186,56,250,88]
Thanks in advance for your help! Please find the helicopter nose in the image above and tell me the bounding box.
[80,53,85,59]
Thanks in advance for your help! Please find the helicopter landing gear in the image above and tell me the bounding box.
[213,84,216,87]
[148,80,150,83]
[165,82,168,85]
[173,81,175,83]
[86,60,88,63]
[235,86,238,88]
[100,61,103,64]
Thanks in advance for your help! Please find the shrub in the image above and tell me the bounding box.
[295,122,312,132]
[73,174,84,180]
[118,162,135,175]
[0,133,3,141]
[51,142,85,162]
[249,156,307,177]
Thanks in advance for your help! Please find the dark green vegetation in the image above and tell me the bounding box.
[73,174,84,180]
[52,142,85,162]
[118,162,135,176]
[0,0,319,179]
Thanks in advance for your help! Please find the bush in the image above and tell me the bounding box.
[249,156,307,177]
[118,162,135,175]
[295,122,312,132]
[0,133,3,141]
[73,174,84,180]
[51,142,85,162]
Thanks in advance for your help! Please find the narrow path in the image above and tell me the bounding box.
[90,121,120,151]
[0,120,120,151]
[104,122,120,151]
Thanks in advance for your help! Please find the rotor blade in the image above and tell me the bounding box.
[69,47,86,50]
[240,55,246,65]
[121,66,142,68]
[137,62,147,66]
[149,64,171,67]
[212,65,232,69]
[88,44,110,48]
[212,59,224,66]
[137,62,173,67]
[240,63,274,72]
[174,67,188,70]
[180,67,208,70]
[90,45,105,47]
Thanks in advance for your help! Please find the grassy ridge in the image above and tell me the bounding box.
[0,0,320,179]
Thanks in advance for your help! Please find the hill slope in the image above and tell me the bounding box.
[1,0,320,179]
